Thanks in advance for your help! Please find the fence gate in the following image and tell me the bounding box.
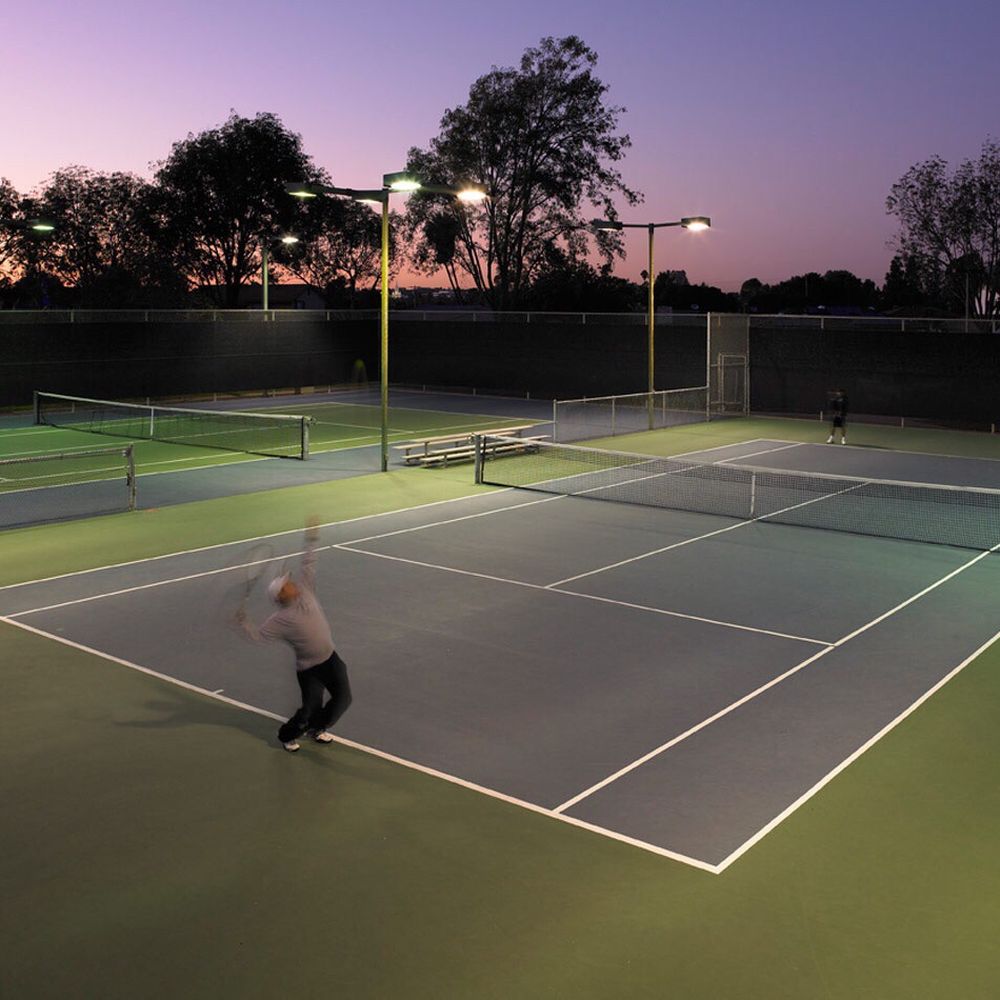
[708,314,750,416]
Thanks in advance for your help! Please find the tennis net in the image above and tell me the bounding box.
[552,386,709,443]
[475,436,1000,552]
[0,445,136,529]
[34,392,311,460]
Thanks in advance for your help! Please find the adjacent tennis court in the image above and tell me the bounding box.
[0,388,550,528]
[5,435,997,872]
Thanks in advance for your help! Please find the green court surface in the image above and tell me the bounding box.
[2,419,1000,999]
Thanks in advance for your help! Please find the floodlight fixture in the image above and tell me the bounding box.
[681,216,711,231]
[285,182,320,199]
[27,218,56,232]
[456,186,488,203]
[382,171,421,192]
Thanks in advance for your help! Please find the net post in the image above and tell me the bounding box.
[33,391,41,425]
[473,434,484,484]
[124,445,137,511]
[301,417,310,460]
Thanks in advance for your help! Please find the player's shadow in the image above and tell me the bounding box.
[114,689,282,746]
[114,689,369,770]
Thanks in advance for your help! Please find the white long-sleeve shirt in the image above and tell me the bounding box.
[241,546,335,670]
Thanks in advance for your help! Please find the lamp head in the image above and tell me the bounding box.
[285,182,320,199]
[27,218,56,233]
[383,171,422,192]
[456,186,487,203]
[681,217,711,231]
[590,218,624,232]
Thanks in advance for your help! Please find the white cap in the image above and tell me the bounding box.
[267,573,290,602]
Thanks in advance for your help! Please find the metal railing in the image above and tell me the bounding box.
[0,309,996,332]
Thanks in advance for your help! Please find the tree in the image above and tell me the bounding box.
[29,166,187,306]
[734,271,877,314]
[0,185,66,308]
[404,36,640,310]
[278,197,398,308]
[886,139,1000,318]
[525,248,639,311]
[154,112,320,307]
[0,178,20,288]
[739,278,764,312]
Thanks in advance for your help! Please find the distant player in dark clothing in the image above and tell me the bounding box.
[827,389,848,445]
[236,520,352,753]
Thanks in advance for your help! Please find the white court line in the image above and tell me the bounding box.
[548,477,867,589]
[553,644,834,814]
[667,438,775,459]
[0,614,717,874]
[547,517,750,589]
[6,531,827,646]
[0,489,518,592]
[554,539,1000,818]
[0,427,62,437]
[335,493,562,546]
[712,626,1000,872]
[0,439,143,458]
[716,442,804,463]
[0,464,135,497]
[333,546,827,645]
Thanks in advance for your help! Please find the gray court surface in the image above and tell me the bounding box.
[5,438,1000,872]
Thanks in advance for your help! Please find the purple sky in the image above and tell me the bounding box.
[4,0,998,291]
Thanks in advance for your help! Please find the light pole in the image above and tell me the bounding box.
[17,217,57,308]
[288,174,486,471]
[262,234,300,312]
[591,216,710,398]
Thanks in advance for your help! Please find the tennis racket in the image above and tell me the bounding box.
[239,543,276,610]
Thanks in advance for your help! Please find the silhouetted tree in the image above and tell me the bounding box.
[405,36,640,309]
[154,112,319,307]
[733,270,876,314]
[28,167,187,306]
[882,254,931,311]
[662,282,738,313]
[739,277,764,312]
[0,178,20,288]
[0,187,67,308]
[525,248,638,311]
[886,139,1000,318]
[278,197,399,308]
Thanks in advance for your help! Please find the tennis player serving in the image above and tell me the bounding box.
[235,517,352,753]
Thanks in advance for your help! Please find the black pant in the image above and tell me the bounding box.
[278,651,352,743]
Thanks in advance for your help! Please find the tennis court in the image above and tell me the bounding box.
[5,436,997,873]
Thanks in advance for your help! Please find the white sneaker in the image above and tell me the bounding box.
[282,740,301,753]
[841,438,846,445]
[311,731,335,744]
[827,436,834,444]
